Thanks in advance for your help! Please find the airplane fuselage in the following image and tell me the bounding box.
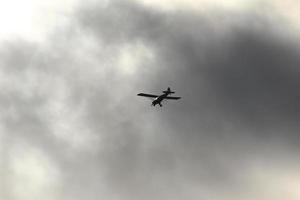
[152,93,169,107]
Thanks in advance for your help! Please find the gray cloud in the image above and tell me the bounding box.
[1,0,300,200]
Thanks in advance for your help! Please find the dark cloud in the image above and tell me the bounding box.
[2,0,300,199]
[75,1,300,198]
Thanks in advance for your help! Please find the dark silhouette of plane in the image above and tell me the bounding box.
[137,87,181,107]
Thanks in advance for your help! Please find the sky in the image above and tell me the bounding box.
[1,0,300,199]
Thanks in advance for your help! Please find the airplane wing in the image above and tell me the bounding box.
[164,96,181,100]
[137,93,158,98]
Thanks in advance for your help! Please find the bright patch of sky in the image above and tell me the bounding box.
[0,0,78,43]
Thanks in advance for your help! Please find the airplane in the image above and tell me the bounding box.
[137,87,181,107]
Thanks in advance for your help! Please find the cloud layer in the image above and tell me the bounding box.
[1,0,300,199]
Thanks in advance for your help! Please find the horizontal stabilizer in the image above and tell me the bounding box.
[163,87,175,94]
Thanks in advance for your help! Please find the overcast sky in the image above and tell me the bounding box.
[1,0,300,199]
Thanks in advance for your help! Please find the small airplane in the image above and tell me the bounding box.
[137,87,181,107]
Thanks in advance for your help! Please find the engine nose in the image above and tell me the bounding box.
[152,101,156,106]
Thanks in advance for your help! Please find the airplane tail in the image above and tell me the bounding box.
[163,87,175,94]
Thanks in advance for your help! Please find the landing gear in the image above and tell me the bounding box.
[151,101,162,107]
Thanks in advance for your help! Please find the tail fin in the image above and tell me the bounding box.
[163,87,175,94]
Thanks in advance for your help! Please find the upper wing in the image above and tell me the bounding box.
[137,93,158,98]
[164,96,181,100]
